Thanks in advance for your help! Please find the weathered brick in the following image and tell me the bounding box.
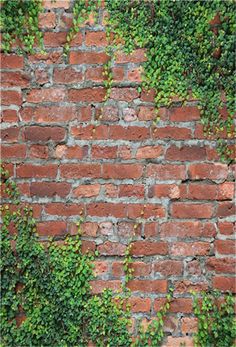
[54,67,83,84]
[131,241,168,256]
[154,260,183,276]
[73,184,100,198]
[68,88,106,102]
[147,164,187,180]
[188,163,228,181]
[2,90,22,106]
[169,106,200,121]
[171,202,214,218]
[206,258,235,274]
[97,241,126,256]
[45,203,84,216]
[170,242,210,256]
[69,51,109,64]
[110,88,139,101]
[129,297,151,313]
[103,164,143,179]
[136,145,163,159]
[17,164,57,178]
[1,72,30,87]
[39,12,56,29]
[30,182,71,198]
[215,240,235,255]
[213,277,236,293]
[1,144,26,159]
[24,126,66,142]
[166,145,206,161]
[27,88,66,103]
[85,31,107,46]
[128,280,167,293]
[60,164,101,178]
[0,54,24,69]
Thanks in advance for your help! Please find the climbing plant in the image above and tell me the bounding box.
[0,0,43,54]
[1,0,235,161]
[0,165,173,346]
[193,290,236,347]
[105,0,235,163]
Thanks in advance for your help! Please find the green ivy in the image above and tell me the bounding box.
[0,0,43,54]
[193,290,236,347]
[105,0,236,163]
[0,165,174,346]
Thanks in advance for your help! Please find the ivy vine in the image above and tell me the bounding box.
[1,0,235,161]
[0,165,174,346]
[193,290,236,347]
[105,0,236,163]
[0,0,43,54]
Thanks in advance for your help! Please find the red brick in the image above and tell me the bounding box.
[85,31,107,46]
[1,127,19,143]
[218,221,235,235]
[137,106,156,121]
[29,144,49,159]
[188,163,228,181]
[54,67,83,84]
[21,106,79,123]
[119,185,145,198]
[171,202,214,218]
[127,67,142,82]
[169,106,200,121]
[81,240,96,254]
[170,242,210,256]
[140,88,155,102]
[129,297,151,313]
[73,184,100,198]
[39,12,56,29]
[17,164,57,178]
[68,87,106,102]
[148,184,185,199]
[109,125,150,141]
[166,145,206,161]
[128,280,167,293]
[115,49,146,63]
[160,221,216,238]
[174,280,208,294]
[96,106,119,122]
[104,184,118,198]
[29,52,62,64]
[131,241,168,256]
[103,163,143,179]
[70,221,98,237]
[0,54,24,69]
[1,144,26,159]
[87,203,126,218]
[26,88,66,103]
[70,33,83,46]
[144,222,159,238]
[215,240,235,255]
[154,298,193,314]
[44,32,67,47]
[24,126,66,142]
[2,90,22,106]
[37,221,67,236]
[123,108,137,122]
[97,241,126,256]
[128,204,165,219]
[206,258,235,274]
[112,67,125,82]
[110,88,139,101]
[30,182,71,198]
[1,72,30,88]
[213,276,236,293]
[45,203,84,216]
[71,125,109,140]
[147,164,187,180]
[55,145,88,159]
[216,202,235,217]
[154,260,183,276]
[117,222,141,239]
[93,261,109,276]
[60,164,101,178]
[43,0,70,9]
[218,182,235,200]
[90,280,121,294]
[152,126,192,140]
[86,67,105,82]
[69,51,109,64]
[136,145,163,159]
[188,184,218,200]
[1,109,18,122]
[91,146,117,159]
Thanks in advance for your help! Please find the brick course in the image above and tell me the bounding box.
[1,1,235,343]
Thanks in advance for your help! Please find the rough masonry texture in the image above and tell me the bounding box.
[1,1,235,346]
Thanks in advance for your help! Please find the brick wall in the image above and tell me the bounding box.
[1,1,235,345]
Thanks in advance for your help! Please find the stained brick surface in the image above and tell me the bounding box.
[1,1,235,343]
